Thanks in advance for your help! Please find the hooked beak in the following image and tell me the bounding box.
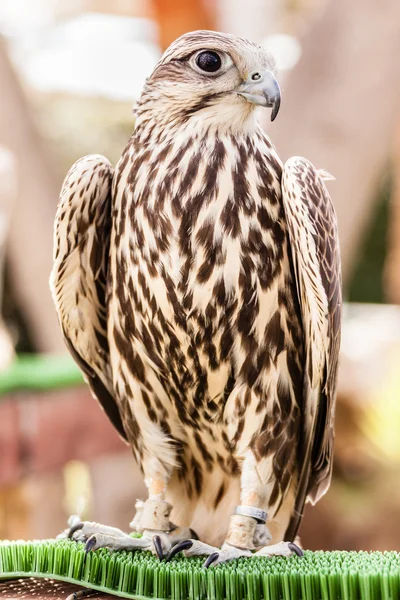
[237,70,281,121]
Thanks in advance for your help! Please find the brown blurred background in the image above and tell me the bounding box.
[0,0,399,552]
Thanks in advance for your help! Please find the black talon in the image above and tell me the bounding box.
[68,522,85,539]
[288,542,304,557]
[204,552,219,568]
[153,535,164,560]
[165,540,193,562]
[84,536,97,553]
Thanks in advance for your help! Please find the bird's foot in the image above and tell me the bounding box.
[67,519,160,554]
[167,540,251,565]
[61,515,197,560]
[166,539,303,567]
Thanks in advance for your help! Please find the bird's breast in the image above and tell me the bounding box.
[111,130,289,407]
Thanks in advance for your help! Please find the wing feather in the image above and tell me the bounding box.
[50,154,127,441]
[281,156,342,537]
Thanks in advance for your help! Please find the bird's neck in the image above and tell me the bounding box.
[133,98,260,144]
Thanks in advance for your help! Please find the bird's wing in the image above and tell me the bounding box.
[281,156,341,536]
[50,154,127,441]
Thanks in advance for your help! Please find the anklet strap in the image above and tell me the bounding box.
[234,506,267,524]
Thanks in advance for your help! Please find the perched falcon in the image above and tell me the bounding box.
[51,30,341,564]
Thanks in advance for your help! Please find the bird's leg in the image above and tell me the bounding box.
[133,477,176,557]
[63,478,172,557]
[167,451,302,566]
[63,475,196,559]
[129,498,196,546]
[208,452,303,564]
[223,451,270,551]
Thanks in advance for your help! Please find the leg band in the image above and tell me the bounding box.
[234,505,267,523]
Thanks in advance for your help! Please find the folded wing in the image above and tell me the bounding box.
[50,154,127,441]
[282,157,342,538]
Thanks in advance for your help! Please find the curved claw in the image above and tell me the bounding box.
[85,535,97,553]
[165,540,193,562]
[203,552,219,568]
[153,535,164,560]
[288,542,304,557]
[68,522,85,539]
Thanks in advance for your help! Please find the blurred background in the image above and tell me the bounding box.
[0,0,399,553]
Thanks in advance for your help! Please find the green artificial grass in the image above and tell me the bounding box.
[0,354,83,396]
[1,539,400,600]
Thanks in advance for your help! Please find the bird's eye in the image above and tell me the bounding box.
[195,51,222,73]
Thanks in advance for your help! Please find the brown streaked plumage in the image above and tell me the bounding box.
[51,30,341,562]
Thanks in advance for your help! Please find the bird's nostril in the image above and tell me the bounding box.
[251,72,262,81]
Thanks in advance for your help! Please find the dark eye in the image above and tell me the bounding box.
[195,51,222,73]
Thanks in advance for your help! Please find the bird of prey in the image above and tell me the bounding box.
[51,30,341,565]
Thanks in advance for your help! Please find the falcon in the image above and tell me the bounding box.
[50,30,341,565]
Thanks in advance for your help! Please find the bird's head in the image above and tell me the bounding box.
[137,30,281,131]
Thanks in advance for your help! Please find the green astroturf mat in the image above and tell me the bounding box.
[1,539,400,600]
